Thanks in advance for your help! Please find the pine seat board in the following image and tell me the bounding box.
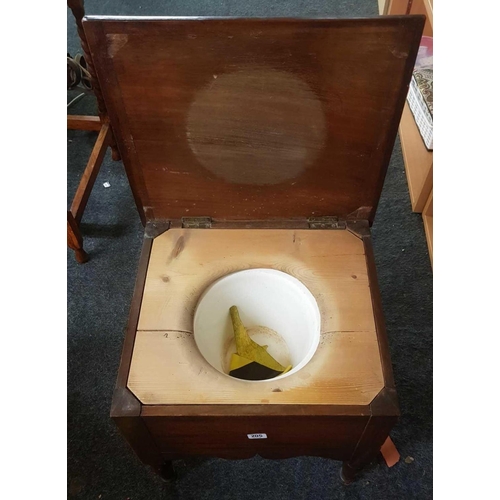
[128,228,384,405]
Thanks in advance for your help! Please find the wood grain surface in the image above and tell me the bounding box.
[399,103,433,212]
[128,228,383,405]
[84,16,424,222]
[138,229,372,332]
[423,189,433,266]
[144,414,369,460]
[69,122,111,223]
[67,115,101,131]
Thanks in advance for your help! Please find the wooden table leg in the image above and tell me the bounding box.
[340,420,395,484]
[67,211,89,263]
[111,388,166,480]
[340,388,399,484]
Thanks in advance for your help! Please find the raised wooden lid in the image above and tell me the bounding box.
[84,16,424,223]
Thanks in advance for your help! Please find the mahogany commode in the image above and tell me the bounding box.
[83,14,424,483]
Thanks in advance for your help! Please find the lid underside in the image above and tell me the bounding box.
[84,16,424,222]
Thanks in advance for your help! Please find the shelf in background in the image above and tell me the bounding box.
[383,0,433,268]
[399,103,433,212]
[411,0,433,36]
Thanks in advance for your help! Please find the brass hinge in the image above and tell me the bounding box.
[308,216,346,229]
[181,217,212,229]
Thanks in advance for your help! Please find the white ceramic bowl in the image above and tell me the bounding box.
[193,269,321,382]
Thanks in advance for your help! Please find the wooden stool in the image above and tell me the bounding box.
[125,224,397,484]
[83,15,425,483]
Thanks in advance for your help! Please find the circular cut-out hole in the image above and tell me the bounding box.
[194,269,321,382]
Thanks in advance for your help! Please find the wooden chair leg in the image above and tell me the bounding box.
[67,122,112,263]
[67,115,101,131]
[67,211,89,263]
[70,122,111,224]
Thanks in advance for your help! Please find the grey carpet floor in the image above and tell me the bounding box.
[68,1,433,498]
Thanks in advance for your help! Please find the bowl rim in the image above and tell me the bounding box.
[193,268,321,383]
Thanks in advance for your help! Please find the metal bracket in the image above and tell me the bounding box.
[308,216,346,229]
[181,217,212,229]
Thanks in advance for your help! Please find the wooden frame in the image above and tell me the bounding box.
[110,222,399,484]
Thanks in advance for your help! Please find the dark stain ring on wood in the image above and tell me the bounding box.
[186,66,326,185]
